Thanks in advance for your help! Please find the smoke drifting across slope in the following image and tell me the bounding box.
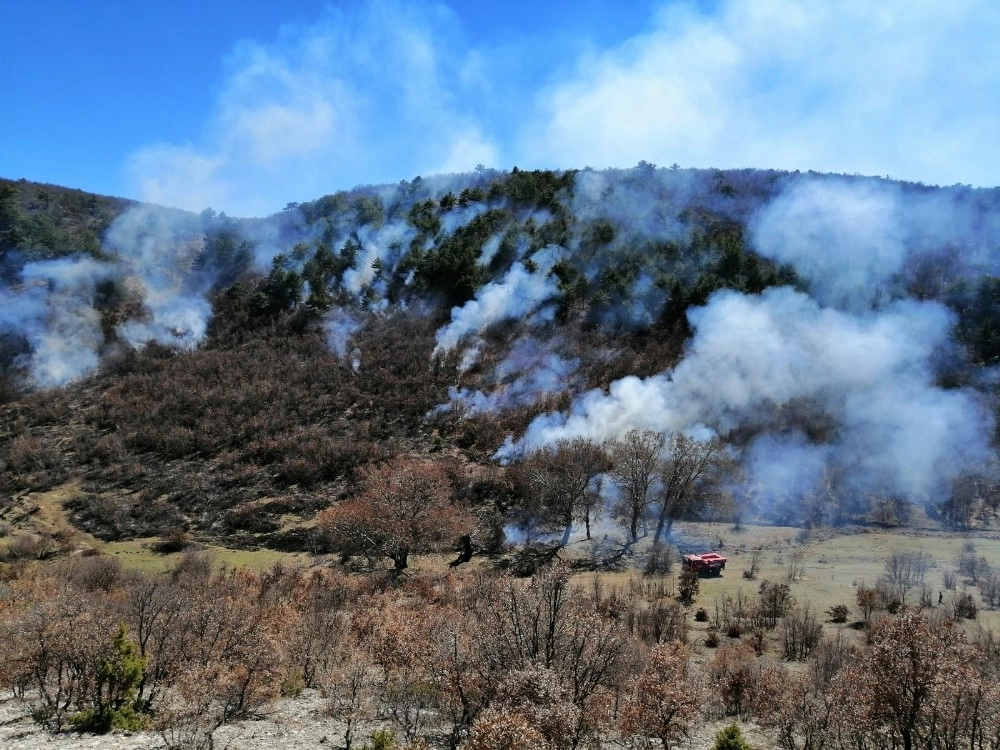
[0,203,280,387]
[501,175,997,513]
[433,246,563,358]
[444,335,580,415]
[1,167,998,525]
[0,257,111,387]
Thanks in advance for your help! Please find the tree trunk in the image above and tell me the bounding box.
[560,521,573,548]
[652,508,667,544]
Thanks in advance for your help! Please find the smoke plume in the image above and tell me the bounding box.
[504,277,991,506]
[446,336,580,415]
[0,257,112,387]
[433,246,563,358]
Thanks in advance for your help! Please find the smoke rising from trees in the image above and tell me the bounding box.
[2,166,998,522]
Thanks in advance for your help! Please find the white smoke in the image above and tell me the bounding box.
[324,308,362,361]
[0,258,112,387]
[744,433,831,514]
[432,245,563,357]
[751,178,906,311]
[505,286,990,503]
[570,167,698,244]
[0,202,285,388]
[447,336,579,414]
[105,205,212,348]
[341,220,415,298]
[456,341,483,375]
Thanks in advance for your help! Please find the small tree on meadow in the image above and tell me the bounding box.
[316,458,473,570]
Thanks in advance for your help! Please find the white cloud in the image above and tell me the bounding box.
[524,0,1000,187]
[125,0,1000,216]
[126,1,499,216]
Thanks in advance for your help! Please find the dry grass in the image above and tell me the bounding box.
[570,519,1000,661]
[1,483,311,573]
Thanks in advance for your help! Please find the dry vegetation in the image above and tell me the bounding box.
[4,171,1000,749]
[2,307,1000,748]
[2,531,1000,750]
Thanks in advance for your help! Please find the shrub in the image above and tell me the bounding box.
[712,723,752,750]
[953,592,977,620]
[827,604,849,623]
[155,527,191,554]
[68,624,147,733]
[742,549,762,580]
[695,607,709,622]
[645,542,675,575]
[678,568,700,605]
[363,729,397,750]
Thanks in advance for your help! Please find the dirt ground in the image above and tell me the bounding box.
[0,689,772,750]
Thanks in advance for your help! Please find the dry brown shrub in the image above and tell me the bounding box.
[619,641,701,749]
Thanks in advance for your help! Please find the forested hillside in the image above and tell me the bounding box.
[4,166,1000,750]
[2,166,1000,553]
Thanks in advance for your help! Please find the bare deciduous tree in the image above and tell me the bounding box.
[883,549,931,607]
[652,432,726,544]
[515,438,610,546]
[609,429,664,544]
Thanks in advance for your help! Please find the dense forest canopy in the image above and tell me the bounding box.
[2,165,1000,549]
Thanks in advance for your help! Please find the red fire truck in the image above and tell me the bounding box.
[681,552,727,576]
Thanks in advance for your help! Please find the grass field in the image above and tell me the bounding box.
[0,483,311,573]
[569,519,1000,658]
[660,520,1000,651]
[4,484,1000,638]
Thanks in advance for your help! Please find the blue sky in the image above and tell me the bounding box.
[2,0,997,217]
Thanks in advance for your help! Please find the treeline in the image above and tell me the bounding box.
[0,178,133,261]
[2,555,999,749]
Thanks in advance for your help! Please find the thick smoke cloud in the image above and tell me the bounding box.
[570,167,703,244]
[494,173,999,513]
[750,179,906,311]
[0,203,277,387]
[505,286,990,504]
[104,206,217,348]
[526,0,1000,189]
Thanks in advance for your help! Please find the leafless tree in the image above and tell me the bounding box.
[742,549,763,580]
[884,549,931,607]
[608,429,664,544]
[516,438,610,546]
[785,548,805,583]
[652,432,727,543]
